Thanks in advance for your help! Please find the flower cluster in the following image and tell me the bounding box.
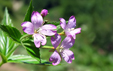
[21,10,56,48]
[21,9,81,65]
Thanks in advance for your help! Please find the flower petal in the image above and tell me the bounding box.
[60,18,66,29]
[61,50,72,63]
[33,34,46,48]
[49,51,61,65]
[40,9,48,17]
[31,11,43,30]
[51,34,61,48]
[66,16,76,29]
[21,22,34,34]
[40,34,46,46]
[39,25,57,36]
[61,36,75,49]
[40,30,56,36]
[70,28,81,39]
[40,24,57,30]
[63,49,75,60]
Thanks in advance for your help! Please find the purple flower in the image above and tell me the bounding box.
[60,16,81,39]
[49,34,75,65]
[21,11,57,48]
[40,9,48,17]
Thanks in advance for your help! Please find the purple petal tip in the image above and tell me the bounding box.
[22,27,26,31]
[70,15,75,19]
[31,11,35,16]
[59,18,63,20]
[21,22,24,26]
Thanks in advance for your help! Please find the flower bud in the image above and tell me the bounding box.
[41,9,48,17]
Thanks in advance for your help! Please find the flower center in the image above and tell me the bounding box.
[34,27,41,34]
[56,45,64,53]
[34,30,37,33]
[68,28,74,32]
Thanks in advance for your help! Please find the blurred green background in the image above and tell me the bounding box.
[0,0,113,71]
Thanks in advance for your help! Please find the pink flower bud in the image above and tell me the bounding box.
[41,9,48,17]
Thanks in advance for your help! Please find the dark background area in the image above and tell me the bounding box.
[0,0,113,71]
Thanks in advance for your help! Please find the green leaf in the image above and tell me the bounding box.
[1,7,13,26]
[24,0,33,22]
[0,31,17,56]
[8,55,52,65]
[21,36,40,61]
[0,8,18,58]
[0,25,21,43]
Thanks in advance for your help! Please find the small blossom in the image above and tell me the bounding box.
[49,34,75,65]
[40,9,48,17]
[60,16,81,39]
[21,11,57,48]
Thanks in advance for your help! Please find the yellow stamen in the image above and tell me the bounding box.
[34,30,37,33]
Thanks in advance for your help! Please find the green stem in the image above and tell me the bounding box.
[0,61,4,67]
[41,46,54,49]
[6,44,20,58]
[20,34,31,41]
[58,31,65,36]
[0,53,7,67]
